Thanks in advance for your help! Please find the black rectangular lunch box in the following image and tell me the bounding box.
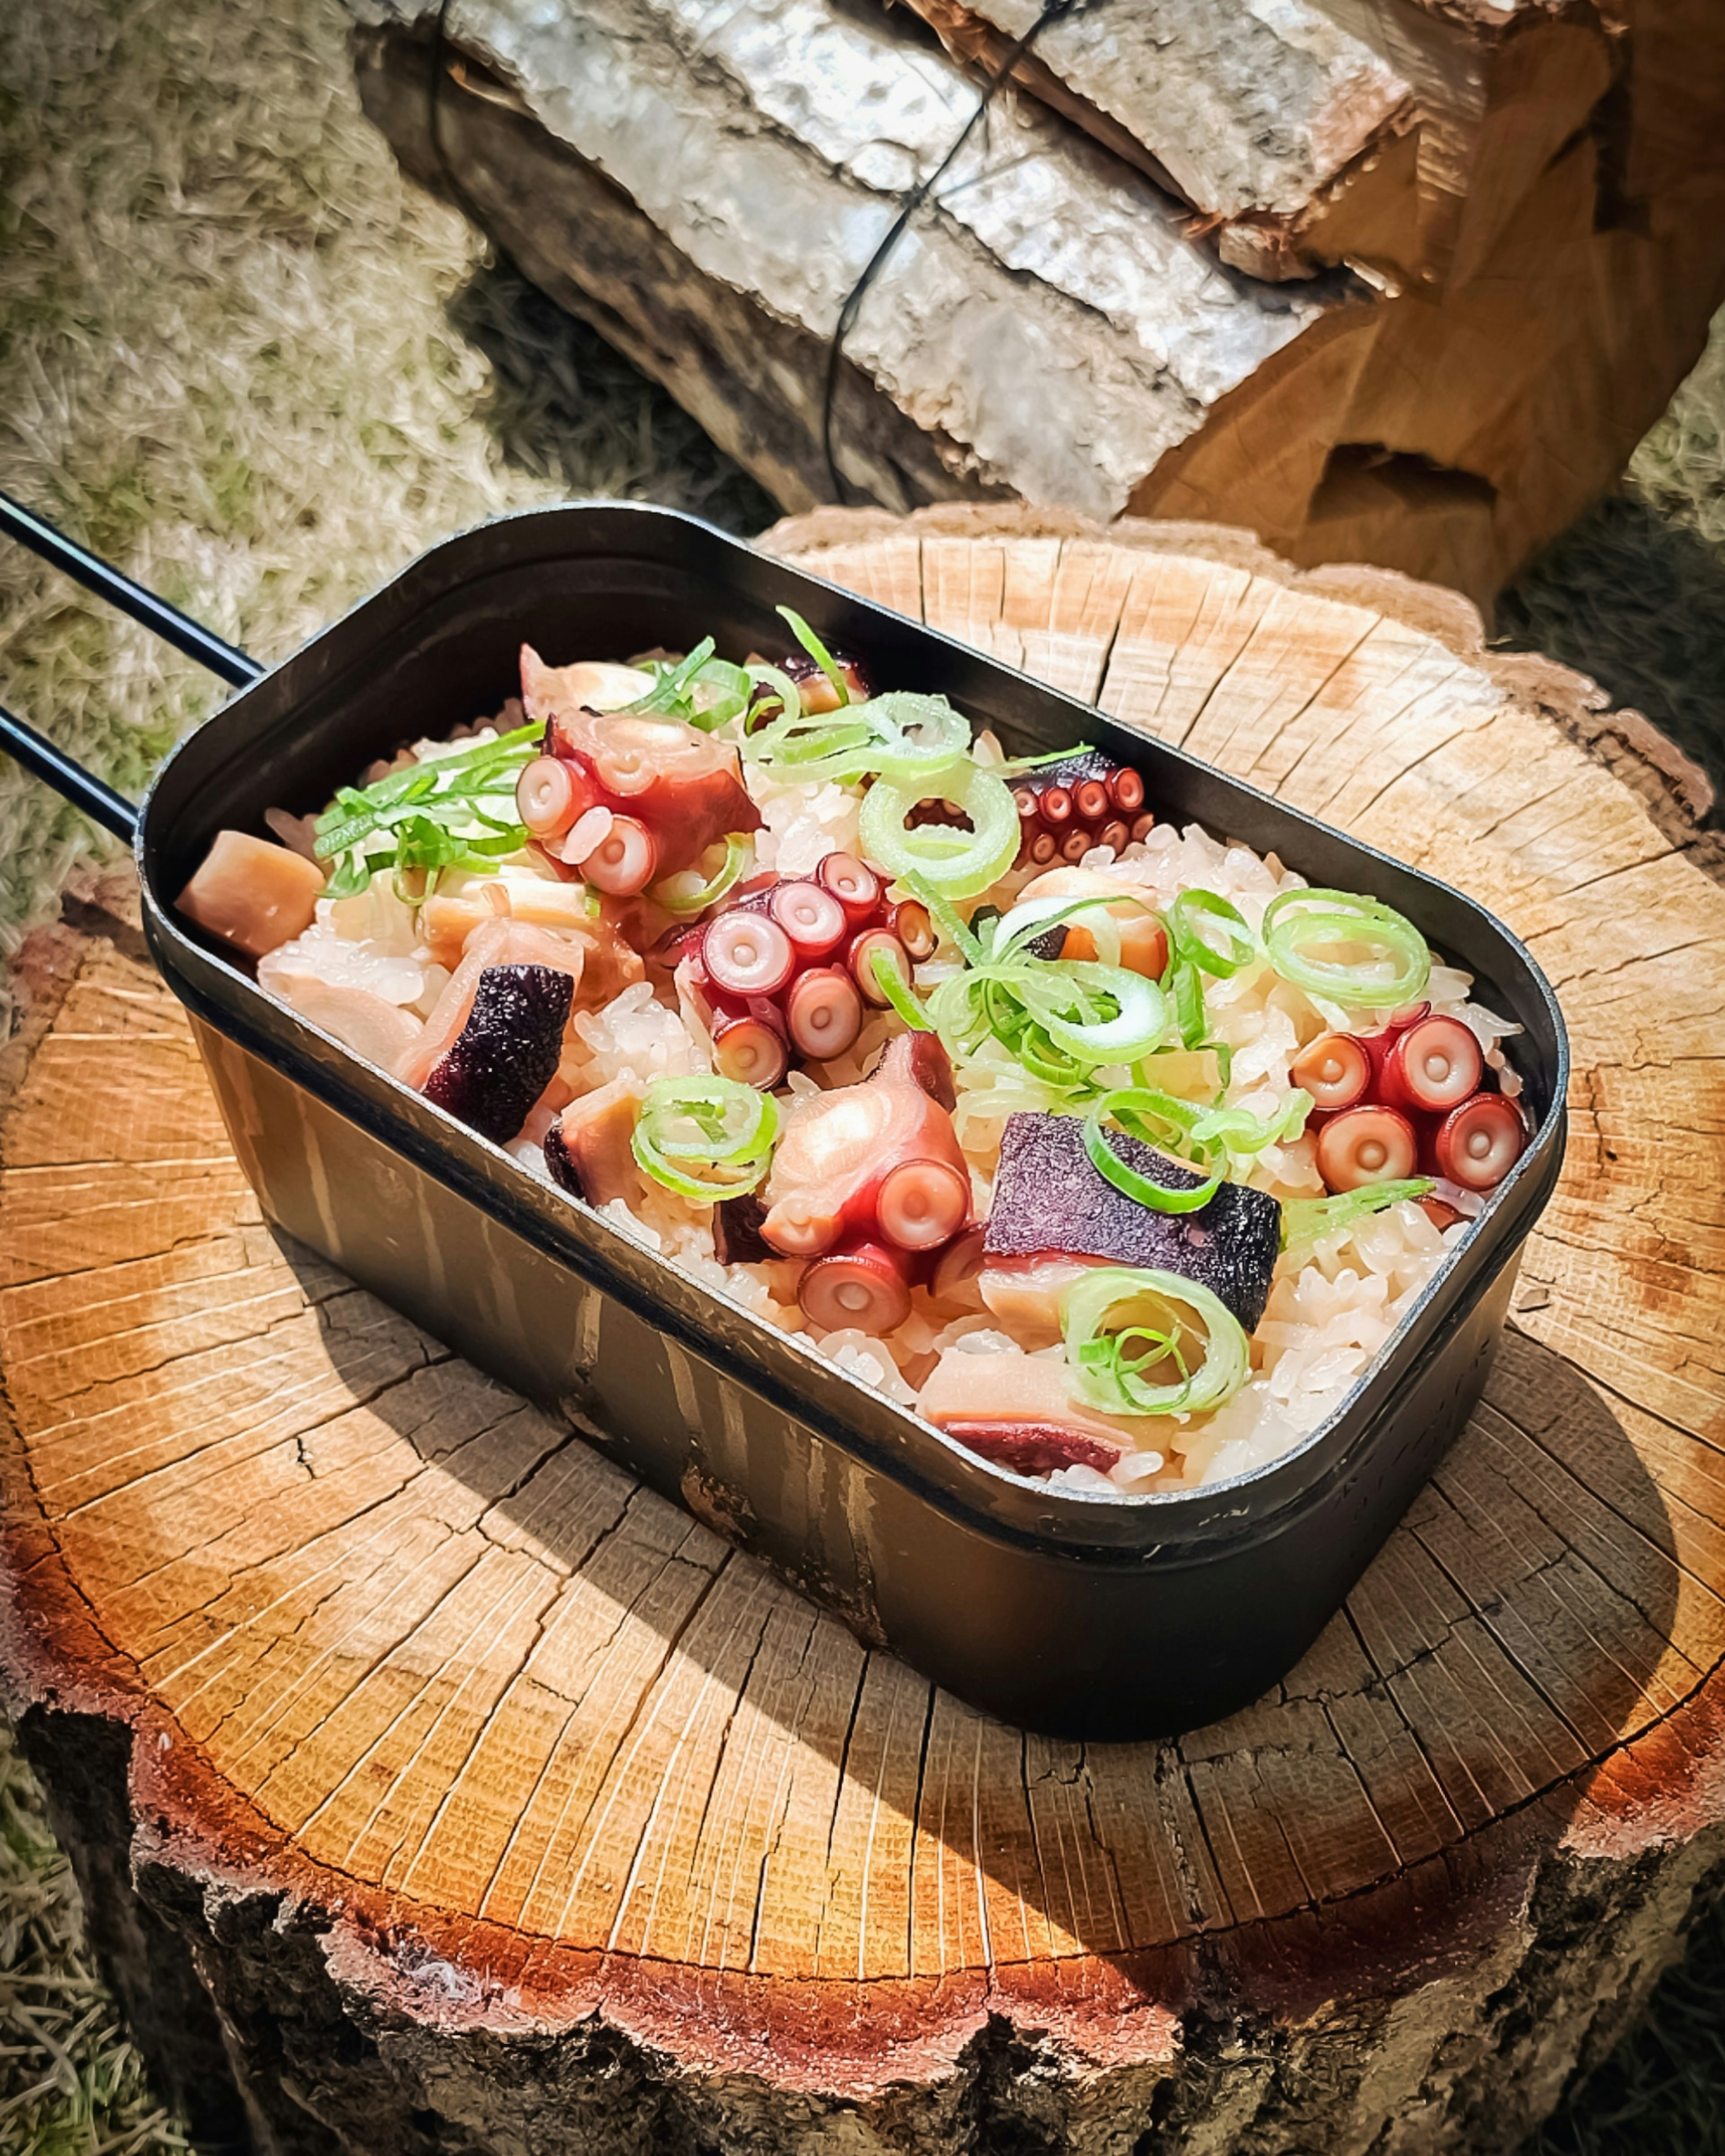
[2,500,1568,1739]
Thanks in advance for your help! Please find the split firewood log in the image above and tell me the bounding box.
[350,0,1725,605]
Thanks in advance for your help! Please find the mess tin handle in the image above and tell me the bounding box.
[0,488,265,844]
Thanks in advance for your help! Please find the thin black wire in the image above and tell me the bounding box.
[428,0,494,235]
[820,0,1080,505]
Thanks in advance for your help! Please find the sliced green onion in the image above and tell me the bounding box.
[1191,1089,1313,1157]
[1062,1266,1251,1418]
[686,658,754,731]
[742,689,969,786]
[744,663,803,730]
[625,639,718,716]
[1169,889,1255,978]
[311,721,543,899]
[1039,963,1168,1064]
[1280,1177,1436,1255]
[312,722,540,859]
[630,1076,779,1203]
[858,692,971,778]
[1082,1090,1224,1214]
[858,758,1022,900]
[1263,887,1430,1010]
[869,945,933,1030]
[650,833,753,915]
[997,742,1095,773]
[777,605,849,708]
[1167,958,1210,1052]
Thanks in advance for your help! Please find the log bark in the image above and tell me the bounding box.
[349,0,1725,609]
[4,511,1725,2154]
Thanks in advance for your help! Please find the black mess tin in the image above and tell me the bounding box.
[130,504,1567,1739]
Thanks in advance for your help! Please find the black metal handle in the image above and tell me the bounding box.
[0,700,139,842]
[0,491,262,688]
[0,489,265,844]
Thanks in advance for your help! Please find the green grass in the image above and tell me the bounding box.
[1497,314,1725,814]
[0,1726,186,2156]
[0,0,770,990]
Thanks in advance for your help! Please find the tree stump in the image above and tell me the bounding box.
[4,508,1724,2156]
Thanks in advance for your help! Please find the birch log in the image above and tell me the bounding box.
[349,0,1725,609]
[4,511,1724,2155]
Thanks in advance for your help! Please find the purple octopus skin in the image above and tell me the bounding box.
[424,963,574,1144]
[713,1191,772,1265]
[983,1112,1283,1331]
[542,1119,580,1195]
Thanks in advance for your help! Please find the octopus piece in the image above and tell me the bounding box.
[397,919,592,1091]
[524,700,762,894]
[1289,1030,1374,1113]
[983,1112,1283,1332]
[1430,1094,1528,1191]
[255,952,425,1071]
[1314,1103,1420,1192]
[177,830,326,959]
[800,1239,917,1336]
[519,647,655,726]
[419,882,644,1005]
[543,1076,648,1207]
[679,876,935,1083]
[917,1352,1167,1477]
[1011,750,1151,867]
[424,964,575,1144]
[711,1006,790,1090]
[928,1224,987,1311]
[761,1033,970,1264]
[1300,1003,1526,1197]
[1379,1011,1483,1115]
[712,1190,772,1265]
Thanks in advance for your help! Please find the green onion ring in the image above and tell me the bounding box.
[649,833,754,916]
[1062,1266,1251,1418]
[1262,887,1430,1009]
[858,757,1022,899]
[1040,963,1169,1064]
[630,1076,779,1203]
[1082,1090,1224,1214]
[1169,889,1255,978]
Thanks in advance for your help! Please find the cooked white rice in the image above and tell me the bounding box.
[258,701,1519,1497]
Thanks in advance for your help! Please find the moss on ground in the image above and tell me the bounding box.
[1,0,1724,2146]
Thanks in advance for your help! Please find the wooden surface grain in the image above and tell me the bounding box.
[3,509,1723,2152]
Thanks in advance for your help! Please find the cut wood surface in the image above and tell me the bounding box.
[4,509,1725,2154]
[351,0,1725,606]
